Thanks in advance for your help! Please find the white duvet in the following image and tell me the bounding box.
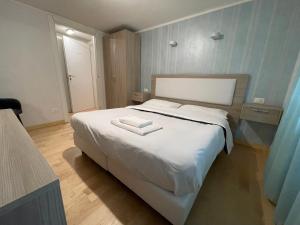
[71,105,233,196]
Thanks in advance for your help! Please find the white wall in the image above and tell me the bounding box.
[0,0,106,127]
[0,0,64,126]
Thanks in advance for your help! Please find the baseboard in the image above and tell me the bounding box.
[235,139,270,151]
[25,120,66,131]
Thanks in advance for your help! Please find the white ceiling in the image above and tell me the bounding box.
[15,0,247,32]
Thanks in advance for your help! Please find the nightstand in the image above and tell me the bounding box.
[240,103,283,125]
[131,92,151,104]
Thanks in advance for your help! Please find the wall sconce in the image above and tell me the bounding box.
[65,28,75,35]
[210,32,224,40]
[169,41,178,47]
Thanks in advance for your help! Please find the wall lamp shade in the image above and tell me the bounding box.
[169,41,178,47]
[211,32,224,40]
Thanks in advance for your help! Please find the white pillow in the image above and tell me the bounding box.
[142,99,182,109]
[179,105,228,119]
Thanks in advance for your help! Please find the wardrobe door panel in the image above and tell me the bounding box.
[103,35,113,108]
[110,36,120,108]
[125,31,141,105]
[112,31,127,107]
[103,30,140,108]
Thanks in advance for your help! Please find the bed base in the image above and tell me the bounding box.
[74,133,198,225]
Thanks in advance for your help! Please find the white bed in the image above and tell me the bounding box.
[71,74,249,225]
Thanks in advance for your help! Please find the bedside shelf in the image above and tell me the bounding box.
[240,103,283,125]
[131,92,151,104]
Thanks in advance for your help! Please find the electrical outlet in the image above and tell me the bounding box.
[143,88,149,93]
[253,98,265,104]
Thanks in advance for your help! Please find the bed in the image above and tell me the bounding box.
[71,74,249,225]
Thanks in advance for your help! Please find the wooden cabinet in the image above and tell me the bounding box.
[131,92,151,104]
[103,29,141,108]
[240,103,283,125]
[0,109,67,225]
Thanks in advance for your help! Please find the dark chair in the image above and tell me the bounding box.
[0,98,23,124]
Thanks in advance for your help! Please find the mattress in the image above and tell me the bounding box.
[71,105,232,196]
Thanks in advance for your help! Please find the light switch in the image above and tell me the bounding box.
[253,98,265,104]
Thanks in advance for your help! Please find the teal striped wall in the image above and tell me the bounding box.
[140,0,300,146]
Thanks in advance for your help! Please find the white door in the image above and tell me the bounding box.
[63,36,95,112]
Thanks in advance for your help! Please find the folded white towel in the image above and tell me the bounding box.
[119,116,153,128]
[111,119,162,136]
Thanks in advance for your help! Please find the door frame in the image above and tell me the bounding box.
[48,15,106,122]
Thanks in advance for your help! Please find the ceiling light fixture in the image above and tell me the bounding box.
[66,29,75,35]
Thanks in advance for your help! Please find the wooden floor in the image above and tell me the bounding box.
[29,123,274,225]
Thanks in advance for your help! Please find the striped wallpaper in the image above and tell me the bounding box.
[140,0,300,146]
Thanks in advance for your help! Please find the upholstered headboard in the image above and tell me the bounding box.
[151,74,249,132]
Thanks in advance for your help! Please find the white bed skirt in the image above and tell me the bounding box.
[74,133,199,225]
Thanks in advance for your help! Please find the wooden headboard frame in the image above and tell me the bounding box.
[151,74,249,133]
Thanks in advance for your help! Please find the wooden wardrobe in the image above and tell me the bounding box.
[103,29,140,108]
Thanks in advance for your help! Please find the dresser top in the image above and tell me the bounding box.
[0,109,57,208]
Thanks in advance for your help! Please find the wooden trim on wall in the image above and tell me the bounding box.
[235,139,270,151]
[25,120,66,131]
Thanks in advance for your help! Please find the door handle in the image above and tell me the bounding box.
[68,74,76,81]
[249,107,270,114]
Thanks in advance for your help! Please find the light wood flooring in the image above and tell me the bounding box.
[29,123,274,225]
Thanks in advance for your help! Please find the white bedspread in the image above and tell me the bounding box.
[71,105,233,196]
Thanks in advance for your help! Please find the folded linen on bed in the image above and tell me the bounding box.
[119,116,153,128]
[111,119,162,135]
